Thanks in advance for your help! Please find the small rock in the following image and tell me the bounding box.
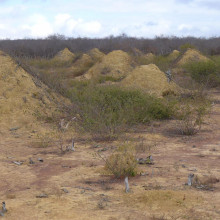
[13,161,23,166]
[192,145,196,148]
[140,172,149,176]
[62,165,71,168]
[182,164,186,168]
[29,158,35,164]
[62,188,69,193]
[93,145,100,148]
[2,202,7,213]
[9,127,20,131]
[188,173,194,186]
[38,158,44,162]
[188,168,197,172]
[137,155,154,165]
[36,193,48,198]
[98,147,108,152]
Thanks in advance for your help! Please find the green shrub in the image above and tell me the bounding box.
[184,60,220,86]
[152,55,173,72]
[67,83,173,138]
[104,145,137,178]
[176,104,207,135]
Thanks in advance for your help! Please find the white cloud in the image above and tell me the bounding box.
[0,0,219,38]
[54,13,102,36]
[22,14,54,37]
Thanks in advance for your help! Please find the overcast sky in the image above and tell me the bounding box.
[0,0,220,39]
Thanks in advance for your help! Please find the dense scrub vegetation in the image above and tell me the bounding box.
[1,35,220,58]
[184,60,220,87]
[66,82,174,139]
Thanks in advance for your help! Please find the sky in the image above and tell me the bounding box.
[0,0,220,39]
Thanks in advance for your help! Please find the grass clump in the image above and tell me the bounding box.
[67,82,173,139]
[178,105,206,135]
[184,60,220,87]
[176,101,208,135]
[104,145,137,178]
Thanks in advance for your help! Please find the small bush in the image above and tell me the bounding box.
[177,104,207,135]
[104,145,137,178]
[184,60,220,87]
[152,55,173,72]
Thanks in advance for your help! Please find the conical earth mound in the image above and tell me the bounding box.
[88,48,105,61]
[53,48,75,62]
[120,64,178,96]
[0,51,63,132]
[177,48,209,66]
[168,50,180,60]
[83,50,132,80]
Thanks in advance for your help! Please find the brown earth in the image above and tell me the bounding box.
[0,89,219,220]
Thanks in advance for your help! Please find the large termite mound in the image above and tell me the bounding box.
[120,64,178,96]
[83,50,133,80]
[0,51,64,132]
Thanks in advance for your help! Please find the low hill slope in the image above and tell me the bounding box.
[120,64,178,96]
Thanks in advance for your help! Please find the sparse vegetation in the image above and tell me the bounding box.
[1,38,220,219]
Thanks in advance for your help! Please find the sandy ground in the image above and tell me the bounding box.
[0,90,219,220]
